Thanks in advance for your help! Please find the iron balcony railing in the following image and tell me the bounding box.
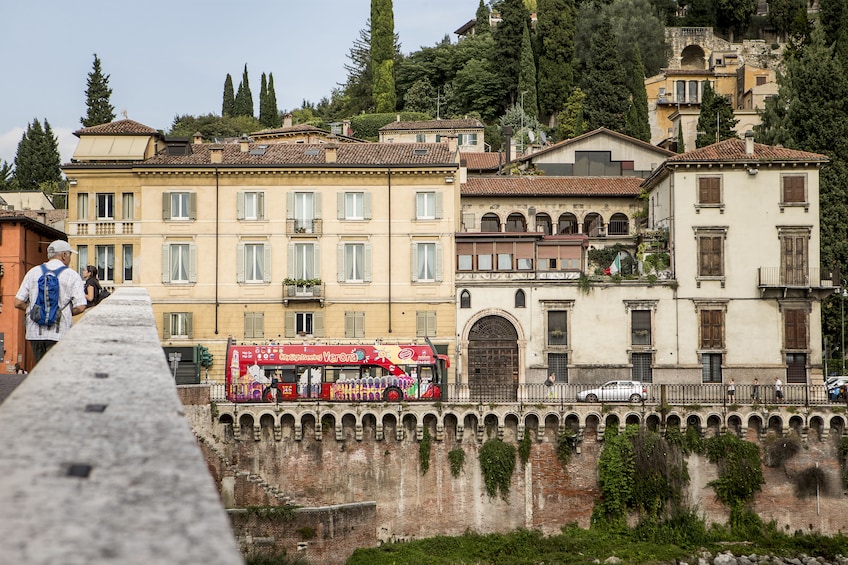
[758,267,834,289]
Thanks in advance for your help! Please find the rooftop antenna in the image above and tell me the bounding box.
[121,109,128,119]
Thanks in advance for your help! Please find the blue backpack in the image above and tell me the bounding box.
[29,265,67,327]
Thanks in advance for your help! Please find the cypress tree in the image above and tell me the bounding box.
[494,0,531,107]
[371,0,397,113]
[234,64,254,118]
[676,121,685,153]
[537,0,576,125]
[81,54,115,127]
[267,73,281,127]
[476,0,491,34]
[222,74,235,117]
[695,82,738,147]
[581,16,629,133]
[517,22,538,118]
[624,45,651,142]
[259,73,270,127]
[14,119,61,189]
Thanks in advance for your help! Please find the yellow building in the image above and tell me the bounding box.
[63,120,460,383]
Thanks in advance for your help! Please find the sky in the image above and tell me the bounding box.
[0,0,477,168]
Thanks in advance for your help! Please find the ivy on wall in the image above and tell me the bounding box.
[479,439,516,501]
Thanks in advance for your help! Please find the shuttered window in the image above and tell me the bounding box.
[782,175,806,203]
[698,176,721,204]
[700,310,723,349]
[784,309,807,350]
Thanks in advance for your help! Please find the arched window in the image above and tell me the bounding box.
[583,213,603,236]
[481,213,500,232]
[535,213,552,235]
[515,289,526,308]
[505,213,526,232]
[557,213,578,234]
[460,289,471,308]
[608,213,629,235]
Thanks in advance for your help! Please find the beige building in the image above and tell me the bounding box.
[63,120,460,383]
[379,118,485,152]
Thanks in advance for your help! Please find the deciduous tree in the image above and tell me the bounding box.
[81,54,115,127]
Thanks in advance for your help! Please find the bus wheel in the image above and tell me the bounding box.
[263,387,282,403]
[383,386,404,402]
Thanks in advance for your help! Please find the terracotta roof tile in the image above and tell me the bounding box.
[462,176,643,197]
[666,138,828,163]
[461,152,504,171]
[380,118,484,131]
[140,142,457,167]
[74,119,159,137]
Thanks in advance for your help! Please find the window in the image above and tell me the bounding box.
[416,192,438,220]
[460,290,471,308]
[161,191,196,220]
[696,228,726,278]
[341,243,370,282]
[96,245,115,281]
[464,133,478,146]
[786,353,806,383]
[343,192,365,220]
[416,133,426,143]
[292,242,316,280]
[515,289,525,308]
[458,254,473,271]
[412,242,441,282]
[756,75,767,86]
[784,309,808,350]
[505,213,526,232]
[497,253,513,270]
[244,312,264,339]
[702,353,722,383]
[700,310,723,349]
[122,244,133,282]
[345,311,365,338]
[294,192,314,232]
[608,213,629,235]
[782,175,806,204]
[698,176,721,205]
[122,193,134,220]
[238,191,265,220]
[780,228,809,285]
[77,246,88,277]
[96,193,115,219]
[239,243,269,283]
[77,193,89,220]
[632,352,653,383]
[477,253,492,270]
[548,353,569,383]
[631,310,652,346]
[558,213,578,234]
[296,312,314,335]
[481,213,500,232]
[416,311,436,337]
[548,311,567,345]
[165,312,192,339]
[163,243,195,284]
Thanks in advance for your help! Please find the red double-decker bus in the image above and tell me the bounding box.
[225,339,449,403]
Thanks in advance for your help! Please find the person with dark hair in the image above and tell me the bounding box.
[82,265,101,307]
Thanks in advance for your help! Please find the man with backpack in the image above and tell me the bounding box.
[14,240,87,366]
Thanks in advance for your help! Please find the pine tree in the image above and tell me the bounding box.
[14,119,61,189]
[267,73,281,127]
[81,54,115,127]
[259,73,270,127]
[234,65,254,118]
[554,87,586,140]
[581,17,629,133]
[624,45,651,142]
[476,0,491,34]
[695,82,738,147]
[517,22,538,118]
[371,0,397,113]
[494,0,531,107]
[537,0,576,125]
[222,74,235,117]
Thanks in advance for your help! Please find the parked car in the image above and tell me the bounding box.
[576,380,647,403]
[826,376,848,400]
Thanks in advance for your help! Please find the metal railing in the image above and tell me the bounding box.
[758,267,834,289]
[209,381,845,407]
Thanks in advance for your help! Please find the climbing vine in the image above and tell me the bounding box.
[479,439,516,501]
[419,427,431,475]
[703,433,764,515]
[518,429,532,466]
[448,448,466,477]
[556,430,575,467]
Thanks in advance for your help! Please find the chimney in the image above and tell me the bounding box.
[210,144,224,164]
[325,141,338,163]
[744,130,755,156]
[239,134,249,153]
[283,113,293,128]
[396,114,401,122]
[503,126,513,166]
[192,131,203,144]
[446,134,458,154]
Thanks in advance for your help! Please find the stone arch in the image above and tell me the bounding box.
[767,415,784,435]
[362,412,378,440]
[481,212,500,232]
[238,413,255,441]
[465,313,522,400]
[401,413,418,442]
[558,212,578,234]
[503,413,520,442]
[608,212,630,236]
[341,412,358,441]
[788,415,805,436]
[829,415,845,438]
[584,413,602,440]
[524,413,541,441]
[645,414,661,432]
[681,44,706,69]
[535,212,552,235]
[666,414,682,430]
[727,414,743,436]
[382,412,399,441]
[564,413,581,435]
[604,414,621,435]
[483,413,500,441]
[809,415,824,441]
[443,413,460,443]
[259,413,276,441]
[302,413,318,440]
[583,212,604,237]
[463,413,480,444]
[625,413,641,427]
[746,414,764,440]
[706,414,722,437]
[543,413,560,441]
[506,212,527,232]
[422,413,439,439]
[218,414,235,442]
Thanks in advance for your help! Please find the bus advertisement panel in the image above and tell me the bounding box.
[226,341,446,403]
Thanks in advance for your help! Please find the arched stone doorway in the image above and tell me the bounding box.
[467,315,519,401]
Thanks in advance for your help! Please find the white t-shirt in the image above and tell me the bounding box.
[16,259,87,341]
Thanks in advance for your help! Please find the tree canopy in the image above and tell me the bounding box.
[14,119,62,190]
[695,82,738,148]
[371,0,397,113]
[81,54,115,127]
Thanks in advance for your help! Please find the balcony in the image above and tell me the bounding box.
[71,220,139,236]
[758,267,835,299]
[283,279,324,306]
[287,218,323,236]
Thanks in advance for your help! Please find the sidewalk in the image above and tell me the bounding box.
[0,374,27,405]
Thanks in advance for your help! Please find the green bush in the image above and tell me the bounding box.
[479,439,516,500]
[448,447,466,477]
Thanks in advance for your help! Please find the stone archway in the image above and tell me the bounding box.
[467,315,519,401]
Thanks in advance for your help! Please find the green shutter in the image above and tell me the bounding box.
[163,313,171,338]
[263,244,272,283]
[287,242,295,278]
[236,243,245,283]
[162,193,171,220]
[286,192,294,219]
[313,243,321,279]
[189,243,198,283]
[313,312,324,337]
[284,312,295,338]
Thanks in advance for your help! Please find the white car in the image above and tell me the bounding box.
[577,380,647,403]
